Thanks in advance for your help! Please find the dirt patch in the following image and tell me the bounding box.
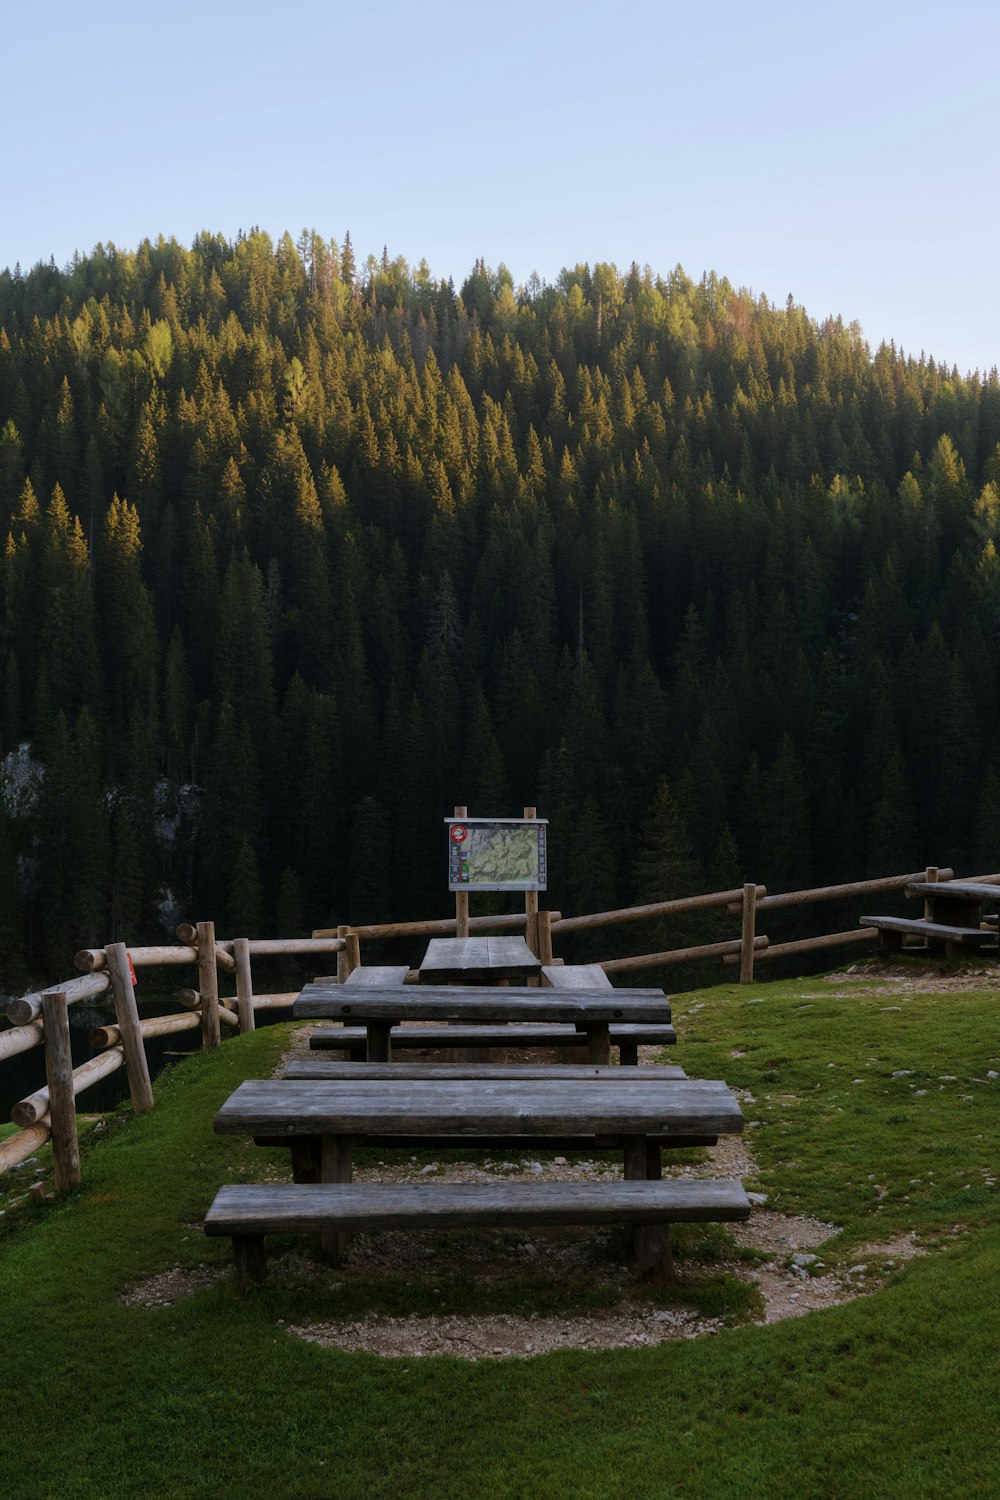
[290,1306,727,1359]
[119,1263,224,1308]
[823,960,1000,996]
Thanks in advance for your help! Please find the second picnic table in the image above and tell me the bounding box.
[292,980,673,1063]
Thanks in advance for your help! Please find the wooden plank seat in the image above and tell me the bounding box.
[308,1022,677,1064]
[343,966,412,987]
[205,1178,751,1284]
[541,963,613,989]
[283,1061,687,1081]
[418,937,541,983]
[860,914,998,957]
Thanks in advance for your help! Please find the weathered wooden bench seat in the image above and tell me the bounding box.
[283,1060,687,1081]
[541,963,613,989]
[309,1022,677,1064]
[860,914,998,957]
[205,1178,751,1284]
[343,965,412,987]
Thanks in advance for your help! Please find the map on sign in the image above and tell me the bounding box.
[447,818,548,892]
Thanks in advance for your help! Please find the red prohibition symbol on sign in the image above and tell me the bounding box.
[450,824,468,843]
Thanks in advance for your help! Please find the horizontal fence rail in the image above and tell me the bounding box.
[551,888,766,936]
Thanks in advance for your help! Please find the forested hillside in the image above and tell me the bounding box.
[1,231,999,979]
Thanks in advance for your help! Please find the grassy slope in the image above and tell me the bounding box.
[1,971,998,1500]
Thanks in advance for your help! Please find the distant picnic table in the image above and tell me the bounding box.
[861,879,1000,959]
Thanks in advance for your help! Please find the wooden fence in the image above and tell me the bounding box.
[0,926,347,1187]
[4,862,1000,1189]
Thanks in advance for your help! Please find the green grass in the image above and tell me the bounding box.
[1,970,999,1499]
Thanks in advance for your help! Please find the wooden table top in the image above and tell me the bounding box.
[905,881,1000,902]
[292,983,671,1024]
[418,936,541,983]
[215,1076,743,1138]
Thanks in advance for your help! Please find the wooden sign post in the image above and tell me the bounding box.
[523,806,539,958]
[454,805,470,938]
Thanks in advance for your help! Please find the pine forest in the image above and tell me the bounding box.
[2,230,999,982]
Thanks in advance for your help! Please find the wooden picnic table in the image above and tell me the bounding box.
[292,981,672,1063]
[212,1073,744,1276]
[418,935,541,983]
[863,879,1000,959]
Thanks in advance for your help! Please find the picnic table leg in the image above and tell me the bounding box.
[320,1133,353,1266]
[232,1234,268,1287]
[290,1138,321,1183]
[367,1021,392,1063]
[586,1022,611,1066]
[624,1136,673,1277]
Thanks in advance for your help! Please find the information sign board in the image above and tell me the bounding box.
[446,817,548,892]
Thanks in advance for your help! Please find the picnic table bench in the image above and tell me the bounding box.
[284,1060,687,1081]
[860,914,997,957]
[308,1021,677,1064]
[540,962,612,989]
[205,1178,750,1285]
[417,936,541,983]
[209,1073,746,1281]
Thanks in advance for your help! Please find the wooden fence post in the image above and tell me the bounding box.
[344,930,361,977]
[537,909,554,967]
[923,866,939,922]
[740,883,758,984]
[233,938,255,1033]
[105,943,155,1113]
[196,921,221,1048]
[41,992,80,1191]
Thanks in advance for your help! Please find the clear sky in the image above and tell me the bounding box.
[4,0,998,374]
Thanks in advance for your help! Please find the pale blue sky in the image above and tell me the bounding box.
[3,0,998,373]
